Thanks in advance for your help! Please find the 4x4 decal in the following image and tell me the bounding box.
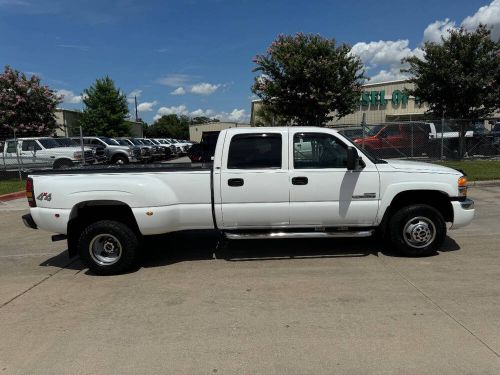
[36,192,52,202]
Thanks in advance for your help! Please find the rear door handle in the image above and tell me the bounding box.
[228,178,244,187]
[292,177,308,185]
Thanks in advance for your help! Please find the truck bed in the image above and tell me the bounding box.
[29,162,213,175]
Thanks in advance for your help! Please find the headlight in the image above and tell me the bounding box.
[458,176,468,197]
[73,151,82,160]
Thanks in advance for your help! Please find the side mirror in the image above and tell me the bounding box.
[347,146,362,171]
[28,144,36,154]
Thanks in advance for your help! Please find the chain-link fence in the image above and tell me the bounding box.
[0,136,96,181]
[334,119,500,160]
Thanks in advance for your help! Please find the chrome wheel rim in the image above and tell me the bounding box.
[403,216,436,249]
[89,234,122,266]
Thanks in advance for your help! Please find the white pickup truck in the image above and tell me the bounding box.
[22,127,475,275]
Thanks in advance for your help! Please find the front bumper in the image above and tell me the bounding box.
[22,214,37,230]
[450,198,475,229]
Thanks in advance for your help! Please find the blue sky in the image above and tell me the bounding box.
[1,0,498,123]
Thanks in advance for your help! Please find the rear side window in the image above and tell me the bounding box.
[227,133,282,169]
[21,140,42,151]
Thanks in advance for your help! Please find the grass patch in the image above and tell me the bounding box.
[0,179,25,195]
[435,160,500,181]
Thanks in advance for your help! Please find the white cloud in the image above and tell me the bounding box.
[462,0,500,39]
[157,74,192,87]
[152,105,249,123]
[127,89,142,103]
[423,18,457,43]
[137,101,158,112]
[153,105,189,121]
[369,68,410,83]
[215,109,249,122]
[350,40,422,82]
[190,82,221,95]
[351,40,421,67]
[56,89,83,104]
[190,108,215,117]
[170,87,186,96]
[349,1,500,82]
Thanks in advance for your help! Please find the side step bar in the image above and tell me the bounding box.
[225,230,374,240]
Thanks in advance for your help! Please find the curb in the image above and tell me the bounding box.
[469,180,500,187]
[0,191,25,202]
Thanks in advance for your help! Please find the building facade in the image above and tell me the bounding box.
[189,122,250,142]
[54,109,144,137]
[328,79,429,126]
[251,79,431,127]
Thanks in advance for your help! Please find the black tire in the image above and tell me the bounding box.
[387,204,446,257]
[112,154,129,165]
[53,159,74,169]
[78,220,138,275]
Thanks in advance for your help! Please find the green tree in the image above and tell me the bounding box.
[0,66,61,138]
[79,76,130,137]
[252,33,366,126]
[254,104,289,126]
[191,116,219,125]
[403,25,500,156]
[145,114,189,139]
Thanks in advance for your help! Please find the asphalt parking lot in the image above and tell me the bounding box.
[0,186,500,374]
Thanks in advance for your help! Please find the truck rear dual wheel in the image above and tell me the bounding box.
[78,220,138,275]
[388,204,446,257]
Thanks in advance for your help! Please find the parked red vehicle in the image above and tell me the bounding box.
[352,124,429,157]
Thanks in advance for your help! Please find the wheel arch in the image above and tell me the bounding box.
[67,200,140,257]
[380,189,453,235]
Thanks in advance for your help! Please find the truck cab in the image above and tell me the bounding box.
[2,137,94,169]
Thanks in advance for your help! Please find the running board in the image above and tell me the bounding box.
[224,230,374,240]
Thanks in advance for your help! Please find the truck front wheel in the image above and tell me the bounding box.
[78,220,138,275]
[388,204,446,257]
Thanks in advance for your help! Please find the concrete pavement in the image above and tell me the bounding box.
[0,187,499,374]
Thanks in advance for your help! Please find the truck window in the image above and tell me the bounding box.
[227,133,282,169]
[21,140,42,151]
[6,141,17,153]
[381,126,400,137]
[294,133,347,169]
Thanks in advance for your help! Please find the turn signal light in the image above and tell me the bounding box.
[458,176,468,197]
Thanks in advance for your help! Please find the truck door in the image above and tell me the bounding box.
[289,131,379,226]
[3,140,20,169]
[20,140,42,168]
[218,130,289,228]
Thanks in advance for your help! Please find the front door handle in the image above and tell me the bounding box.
[292,177,308,185]
[228,178,244,187]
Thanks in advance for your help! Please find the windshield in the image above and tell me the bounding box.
[54,138,77,147]
[366,125,384,137]
[38,138,62,149]
[357,145,387,164]
[116,139,130,146]
[99,137,120,146]
[150,139,160,145]
[124,139,141,145]
[141,139,154,145]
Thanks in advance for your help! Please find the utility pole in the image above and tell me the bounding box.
[134,95,138,122]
